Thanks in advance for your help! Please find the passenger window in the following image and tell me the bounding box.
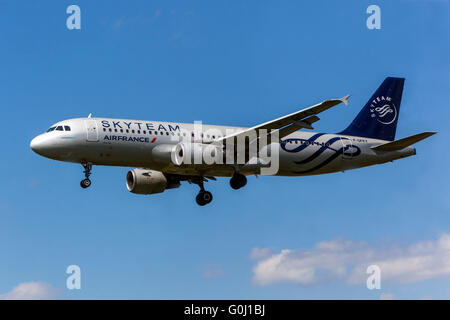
[132,130,135,134]
[64,126,71,131]
[160,132,163,135]
[56,126,63,131]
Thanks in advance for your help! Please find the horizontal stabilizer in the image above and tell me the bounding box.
[371,132,436,151]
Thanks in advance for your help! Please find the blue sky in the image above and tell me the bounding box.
[0,0,449,299]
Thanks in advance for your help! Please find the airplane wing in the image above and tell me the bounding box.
[215,95,350,143]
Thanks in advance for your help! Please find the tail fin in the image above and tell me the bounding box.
[340,77,405,141]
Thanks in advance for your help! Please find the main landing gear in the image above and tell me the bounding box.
[230,173,247,190]
[80,162,92,189]
[196,190,213,206]
[192,173,247,205]
[193,178,213,206]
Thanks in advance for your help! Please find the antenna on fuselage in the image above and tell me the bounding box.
[88,113,92,118]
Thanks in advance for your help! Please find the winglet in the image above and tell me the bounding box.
[341,94,350,106]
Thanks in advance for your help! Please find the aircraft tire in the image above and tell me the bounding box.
[80,178,91,189]
[230,174,247,190]
[196,191,213,206]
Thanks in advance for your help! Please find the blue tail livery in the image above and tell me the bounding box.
[340,77,405,141]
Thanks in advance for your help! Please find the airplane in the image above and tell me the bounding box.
[30,77,435,206]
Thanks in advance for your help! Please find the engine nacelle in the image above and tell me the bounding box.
[151,144,183,166]
[175,142,223,165]
[152,142,223,166]
[126,169,179,195]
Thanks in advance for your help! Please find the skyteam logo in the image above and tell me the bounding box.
[370,96,397,125]
[280,134,361,174]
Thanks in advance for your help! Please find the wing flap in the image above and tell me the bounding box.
[278,115,320,137]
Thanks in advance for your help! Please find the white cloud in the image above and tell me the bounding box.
[0,282,61,300]
[202,264,224,279]
[249,247,272,260]
[251,234,450,286]
[380,293,396,300]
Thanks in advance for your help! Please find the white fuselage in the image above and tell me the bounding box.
[30,117,416,177]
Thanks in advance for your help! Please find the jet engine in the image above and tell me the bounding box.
[151,142,222,166]
[151,144,183,166]
[126,169,180,195]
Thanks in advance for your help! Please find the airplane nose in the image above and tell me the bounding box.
[30,137,38,153]
[30,134,53,156]
[30,135,43,154]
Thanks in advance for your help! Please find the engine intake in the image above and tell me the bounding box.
[126,169,179,195]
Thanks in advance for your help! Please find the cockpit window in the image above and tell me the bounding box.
[56,126,64,131]
[64,126,71,131]
[46,126,56,132]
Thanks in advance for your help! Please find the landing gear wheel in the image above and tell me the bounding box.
[230,173,247,190]
[80,178,91,189]
[196,191,213,206]
[80,162,93,189]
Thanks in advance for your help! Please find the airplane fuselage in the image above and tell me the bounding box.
[29,77,433,206]
[30,117,416,177]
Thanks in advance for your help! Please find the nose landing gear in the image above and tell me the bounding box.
[80,162,92,189]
